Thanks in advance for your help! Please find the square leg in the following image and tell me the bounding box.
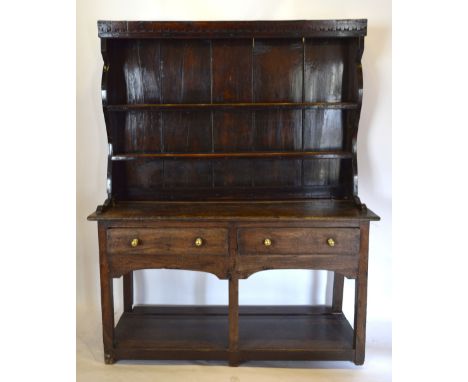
[332,272,344,313]
[353,222,369,365]
[123,271,134,312]
[98,223,116,364]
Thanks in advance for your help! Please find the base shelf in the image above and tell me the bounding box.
[115,306,229,351]
[113,305,355,362]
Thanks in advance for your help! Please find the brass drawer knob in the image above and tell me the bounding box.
[327,238,335,247]
[131,238,140,247]
[263,238,272,247]
[195,237,203,247]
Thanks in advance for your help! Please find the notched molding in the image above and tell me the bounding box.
[97,20,367,38]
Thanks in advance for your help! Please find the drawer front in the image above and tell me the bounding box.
[107,228,229,256]
[238,228,360,255]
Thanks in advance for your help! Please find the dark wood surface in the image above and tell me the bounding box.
[101,20,364,203]
[90,19,379,366]
[332,273,345,313]
[238,227,360,255]
[109,252,230,279]
[107,227,228,256]
[88,200,379,221]
[115,307,229,351]
[111,151,353,160]
[112,305,354,362]
[354,222,370,365]
[99,221,362,280]
[236,254,359,279]
[98,223,115,364]
[123,272,133,312]
[106,101,359,111]
[98,20,367,39]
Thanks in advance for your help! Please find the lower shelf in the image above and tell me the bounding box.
[113,305,355,362]
[115,305,229,352]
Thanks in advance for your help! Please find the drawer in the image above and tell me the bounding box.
[107,228,229,256]
[238,228,360,255]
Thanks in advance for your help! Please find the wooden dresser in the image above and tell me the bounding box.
[88,19,380,366]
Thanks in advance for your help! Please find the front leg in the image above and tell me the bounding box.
[98,223,116,363]
[353,222,369,365]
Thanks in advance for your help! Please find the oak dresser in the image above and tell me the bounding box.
[88,19,380,366]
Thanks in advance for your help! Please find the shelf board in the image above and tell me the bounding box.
[239,307,354,352]
[113,305,355,362]
[115,306,229,352]
[106,102,358,112]
[88,199,380,222]
[111,151,352,161]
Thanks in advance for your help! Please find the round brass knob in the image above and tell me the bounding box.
[327,238,335,247]
[263,238,272,247]
[131,238,140,247]
[195,237,203,247]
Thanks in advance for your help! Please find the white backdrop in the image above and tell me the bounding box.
[77,0,391,332]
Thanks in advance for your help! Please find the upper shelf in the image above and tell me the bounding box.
[106,102,359,112]
[111,151,353,161]
[98,20,367,39]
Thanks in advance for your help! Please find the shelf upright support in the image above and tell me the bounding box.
[351,36,367,211]
[96,37,114,215]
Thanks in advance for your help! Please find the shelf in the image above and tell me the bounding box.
[113,305,354,362]
[88,200,380,222]
[239,306,353,352]
[115,306,228,353]
[106,102,359,112]
[111,151,353,161]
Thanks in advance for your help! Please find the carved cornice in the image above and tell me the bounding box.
[98,20,367,38]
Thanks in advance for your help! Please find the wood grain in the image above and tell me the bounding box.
[106,102,359,111]
[332,272,345,313]
[112,151,352,160]
[111,305,355,362]
[109,253,230,279]
[236,254,359,279]
[98,20,368,39]
[122,40,161,104]
[237,227,360,255]
[88,200,380,222]
[103,33,364,200]
[107,227,228,256]
[123,272,133,312]
[98,223,115,364]
[354,222,370,365]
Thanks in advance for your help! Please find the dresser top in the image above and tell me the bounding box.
[98,19,367,38]
[88,200,379,222]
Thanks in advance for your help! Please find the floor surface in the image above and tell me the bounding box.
[77,308,391,382]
